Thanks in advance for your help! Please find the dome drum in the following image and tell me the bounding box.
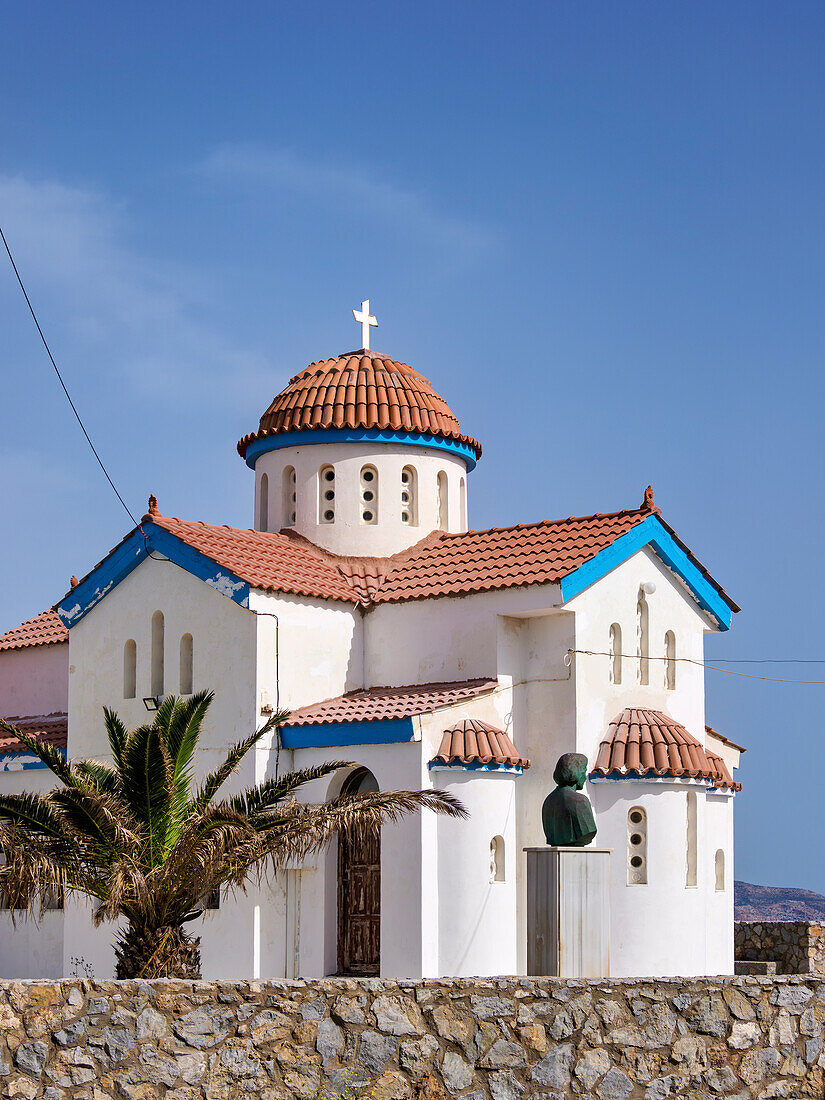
[243,349,479,557]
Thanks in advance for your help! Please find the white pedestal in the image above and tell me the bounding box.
[524,846,611,977]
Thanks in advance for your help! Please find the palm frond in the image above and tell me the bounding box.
[226,761,352,817]
[51,787,141,854]
[120,723,172,863]
[73,760,120,793]
[0,791,72,841]
[192,710,288,811]
[103,707,129,769]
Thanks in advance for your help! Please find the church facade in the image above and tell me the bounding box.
[0,311,743,981]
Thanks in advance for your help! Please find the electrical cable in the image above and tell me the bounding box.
[0,224,140,527]
[570,650,825,686]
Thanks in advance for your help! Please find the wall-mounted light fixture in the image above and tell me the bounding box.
[143,696,161,712]
[640,581,656,595]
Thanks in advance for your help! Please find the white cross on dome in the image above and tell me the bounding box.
[352,300,378,350]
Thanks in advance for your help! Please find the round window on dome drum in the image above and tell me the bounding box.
[319,465,335,523]
[360,466,378,525]
[401,466,418,526]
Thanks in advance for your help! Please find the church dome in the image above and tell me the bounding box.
[237,349,481,463]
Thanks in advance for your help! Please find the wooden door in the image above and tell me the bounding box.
[338,822,380,975]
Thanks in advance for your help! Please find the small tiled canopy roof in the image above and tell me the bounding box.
[282,680,498,727]
[0,608,67,651]
[431,719,530,769]
[237,350,482,460]
[0,713,68,754]
[592,708,741,791]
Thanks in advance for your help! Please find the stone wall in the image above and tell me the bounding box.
[735,921,825,975]
[0,975,824,1100]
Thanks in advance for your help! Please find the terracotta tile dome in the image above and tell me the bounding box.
[237,349,481,461]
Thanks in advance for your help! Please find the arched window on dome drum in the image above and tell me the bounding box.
[151,611,165,698]
[490,836,505,883]
[360,465,378,525]
[282,466,296,527]
[609,623,622,685]
[401,466,418,526]
[665,630,676,690]
[319,465,335,523]
[637,591,650,686]
[123,639,137,699]
[459,477,467,530]
[686,791,698,888]
[258,473,269,532]
[180,633,193,695]
[437,471,449,530]
[715,849,725,892]
[627,806,647,885]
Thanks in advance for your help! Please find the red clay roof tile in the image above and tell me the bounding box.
[592,708,741,790]
[150,516,359,603]
[237,350,482,460]
[282,680,498,727]
[0,712,68,754]
[0,609,68,652]
[431,719,529,769]
[371,508,651,604]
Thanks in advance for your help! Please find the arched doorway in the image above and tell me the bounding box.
[338,767,380,975]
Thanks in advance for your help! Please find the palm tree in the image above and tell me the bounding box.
[0,692,466,979]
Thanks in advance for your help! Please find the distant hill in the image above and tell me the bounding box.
[735,880,825,921]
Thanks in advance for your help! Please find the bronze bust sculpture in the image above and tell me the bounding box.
[541,752,597,847]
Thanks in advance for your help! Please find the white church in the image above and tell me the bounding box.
[0,303,743,981]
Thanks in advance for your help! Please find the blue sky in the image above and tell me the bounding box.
[1,2,824,893]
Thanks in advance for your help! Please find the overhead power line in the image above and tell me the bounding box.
[0,224,139,527]
[571,650,825,686]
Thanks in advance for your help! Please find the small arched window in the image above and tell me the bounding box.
[490,836,505,883]
[715,849,725,891]
[259,473,269,531]
[437,471,449,530]
[180,633,193,695]
[637,591,650,686]
[360,465,378,524]
[665,631,676,690]
[123,639,137,699]
[401,466,418,526]
[151,611,165,698]
[459,477,467,530]
[686,791,698,887]
[627,806,647,885]
[282,466,296,528]
[609,623,622,685]
[319,465,335,523]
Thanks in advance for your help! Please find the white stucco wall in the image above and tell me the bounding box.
[431,769,519,976]
[253,441,470,556]
[590,778,735,976]
[250,589,361,722]
[0,643,68,718]
[63,555,262,979]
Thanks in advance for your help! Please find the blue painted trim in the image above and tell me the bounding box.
[589,770,711,785]
[281,717,415,749]
[244,429,477,471]
[428,761,524,774]
[57,524,250,629]
[0,747,66,772]
[559,515,734,630]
